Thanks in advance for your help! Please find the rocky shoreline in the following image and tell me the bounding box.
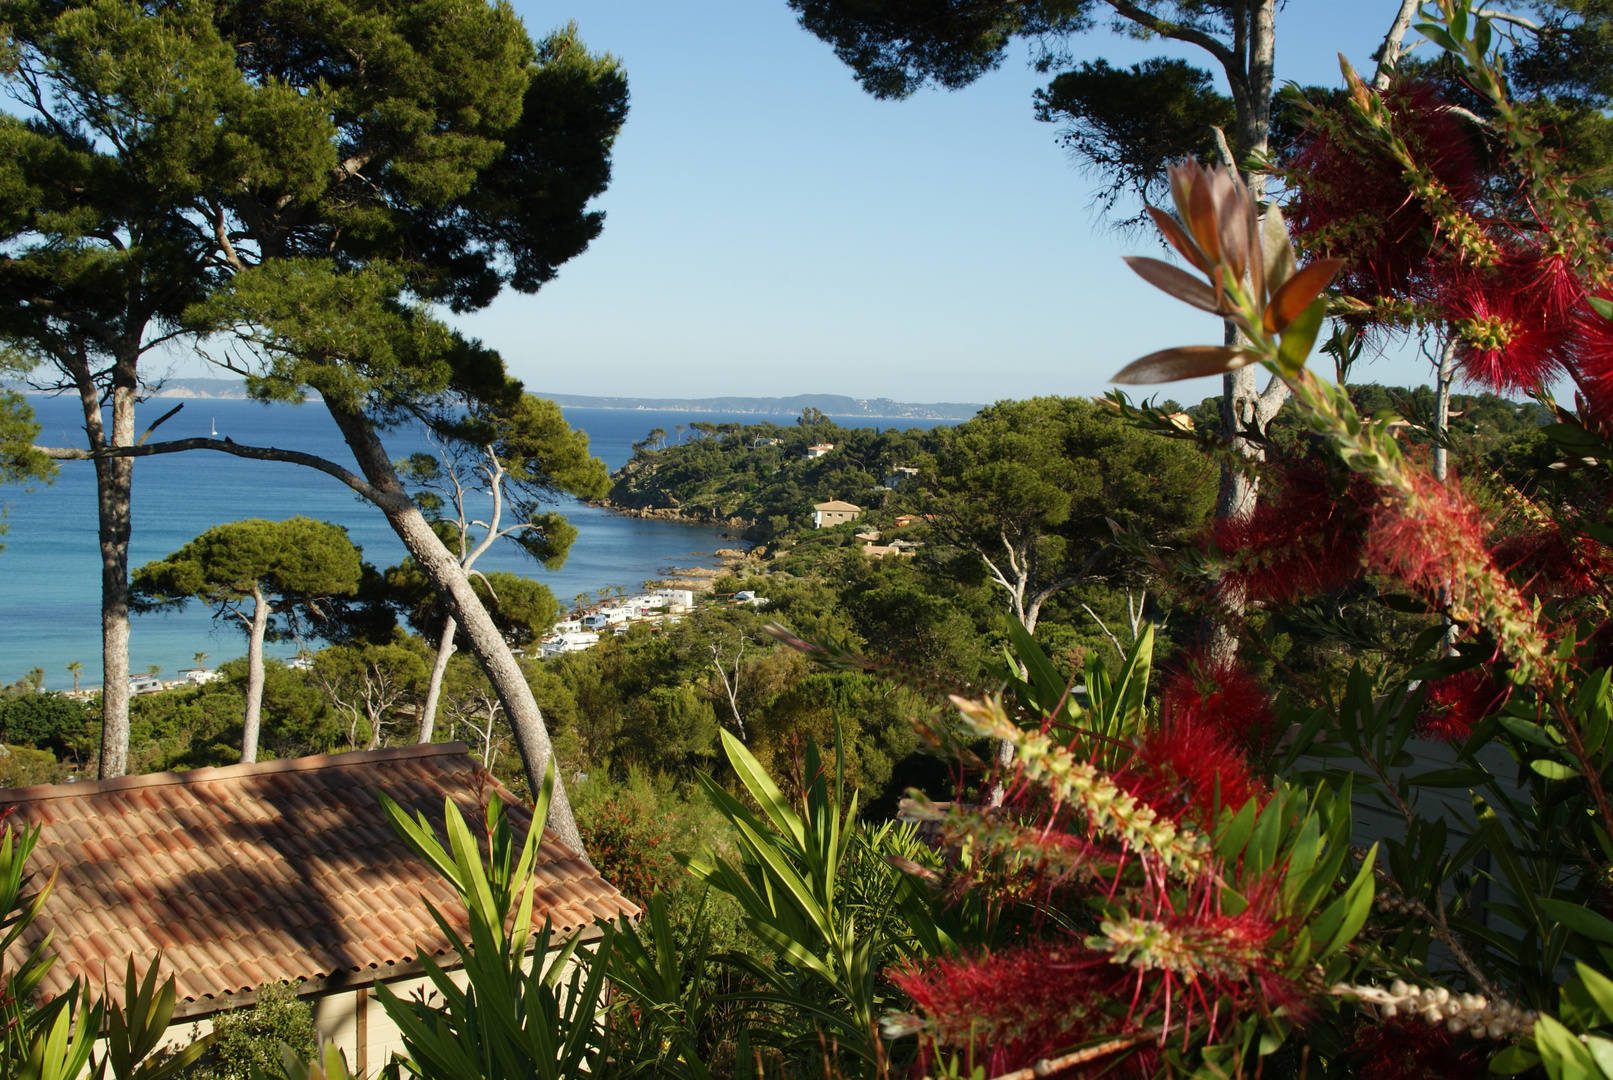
[648,547,759,592]
[592,500,752,531]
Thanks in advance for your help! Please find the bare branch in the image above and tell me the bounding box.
[1101,0,1238,69]
[1375,0,1422,89]
[1080,603,1126,656]
[38,437,390,505]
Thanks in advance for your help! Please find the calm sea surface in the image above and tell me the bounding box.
[0,396,946,689]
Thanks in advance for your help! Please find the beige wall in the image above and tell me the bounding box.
[151,948,586,1079]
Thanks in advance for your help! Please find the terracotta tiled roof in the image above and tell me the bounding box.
[0,743,637,1012]
[813,500,861,512]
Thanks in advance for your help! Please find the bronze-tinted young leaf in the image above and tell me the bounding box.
[1111,345,1257,385]
[1147,206,1211,274]
[1123,257,1221,313]
[1187,168,1222,267]
[1167,160,1198,233]
[1264,258,1345,332]
[1214,170,1250,282]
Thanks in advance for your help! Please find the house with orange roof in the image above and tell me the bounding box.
[0,742,636,1073]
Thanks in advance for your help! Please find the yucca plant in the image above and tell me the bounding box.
[682,727,951,1077]
[373,765,616,1080]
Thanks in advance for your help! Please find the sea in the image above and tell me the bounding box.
[0,395,948,689]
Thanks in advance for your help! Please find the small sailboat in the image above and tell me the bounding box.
[210,418,217,437]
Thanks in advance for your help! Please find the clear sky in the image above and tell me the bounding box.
[450,2,1440,408]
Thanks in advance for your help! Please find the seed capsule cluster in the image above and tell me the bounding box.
[1333,981,1536,1039]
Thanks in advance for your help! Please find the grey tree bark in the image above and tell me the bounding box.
[417,616,456,745]
[321,404,586,854]
[240,585,270,764]
[80,368,137,779]
[1434,337,1457,483]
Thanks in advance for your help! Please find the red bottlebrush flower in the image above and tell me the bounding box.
[1444,270,1572,393]
[1364,472,1496,604]
[1345,1017,1490,1080]
[1158,650,1280,756]
[1515,250,1585,320]
[1571,289,1613,425]
[1128,724,1266,827]
[1284,81,1482,304]
[889,946,1142,1078]
[1491,521,1613,602]
[1209,459,1374,604]
[1417,669,1504,743]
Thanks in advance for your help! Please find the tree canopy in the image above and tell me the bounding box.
[924,396,1216,631]
[131,516,362,762]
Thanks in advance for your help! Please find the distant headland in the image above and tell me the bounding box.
[139,379,985,420]
[531,392,983,421]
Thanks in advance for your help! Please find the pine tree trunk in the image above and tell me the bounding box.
[89,377,137,779]
[418,617,456,744]
[322,402,585,855]
[241,587,269,765]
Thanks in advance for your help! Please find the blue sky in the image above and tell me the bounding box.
[450,2,1440,407]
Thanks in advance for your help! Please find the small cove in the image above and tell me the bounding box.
[0,396,940,688]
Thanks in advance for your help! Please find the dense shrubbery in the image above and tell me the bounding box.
[188,983,317,1080]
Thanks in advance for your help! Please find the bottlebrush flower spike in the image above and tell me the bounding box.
[1571,290,1613,425]
[1158,650,1280,756]
[1491,521,1613,602]
[950,695,1212,874]
[1364,471,1555,685]
[1128,725,1266,830]
[1285,81,1484,304]
[1209,459,1373,604]
[1417,669,1504,744]
[1445,271,1571,392]
[889,947,1146,1077]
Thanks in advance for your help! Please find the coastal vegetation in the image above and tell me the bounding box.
[6,0,1613,1078]
[0,0,627,852]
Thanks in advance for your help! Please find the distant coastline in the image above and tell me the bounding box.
[533,392,984,421]
[133,379,984,421]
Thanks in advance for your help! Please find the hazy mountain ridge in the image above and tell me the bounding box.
[140,380,983,419]
[534,392,982,420]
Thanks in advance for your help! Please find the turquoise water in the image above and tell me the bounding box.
[0,396,943,689]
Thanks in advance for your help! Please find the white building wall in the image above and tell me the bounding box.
[150,948,588,1079]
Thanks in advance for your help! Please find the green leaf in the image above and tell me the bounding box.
[1578,963,1613,1022]
[1531,758,1581,781]
[1542,899,1613,944]
[720,729,806,849]
[1408,767,1489,787]
[1499,715,1558,748]
[1489,1044,1541,1074]
[1276,297,1328,376]
[1590,296,1613,321]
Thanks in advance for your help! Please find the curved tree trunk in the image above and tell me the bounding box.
[418,616,456,744]
[322,402,585,854]
[241,587,270,764]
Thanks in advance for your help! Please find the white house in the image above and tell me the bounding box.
[653,588,695,610]
[812,500,862,528]
[803,443,835,459]
[0,744,636,1075]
